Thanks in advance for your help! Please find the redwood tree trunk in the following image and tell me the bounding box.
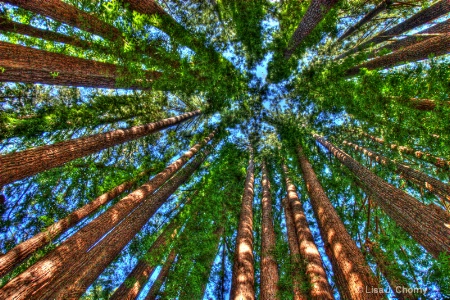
[314,135,450,259]
[230,153,255,300]
[144,250,177,300]
[260,160,279,300]
[282,163,334,299]
[296,144,382,299]
[0,110,200,187]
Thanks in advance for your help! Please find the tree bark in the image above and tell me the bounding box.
[0,131,214,300]
[143,250,177,300]
[0,110,200,187]
[296,144,381,299]
[314,135,450,259]
[0,169,151,278]
[284,0,339,59]
[230,152,255,300]
[282,163,334,299]
[260,160,279,300]
[200,227,225,299]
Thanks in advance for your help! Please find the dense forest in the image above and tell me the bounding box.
[0,0,449,299]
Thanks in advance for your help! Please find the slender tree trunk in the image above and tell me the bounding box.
[260,160,279,300]
[3,0,122,41]
[343,140,450,204]
[296,144,382,299]
[282,197,308,300]
[143,250,177,300]
[338,0,392,41]
[200,227,225,299]
[339,0,450,58]
[346,33,450,76]
[399,97,450,112]
[284,0,339,59]
[0,132,213,300]
[314,135,450,258]
[282,163,334,299]
[0,110,200,187]
[230,152,255,300]
[0,169,151,278]
[32,148,211,300]
[365,240,416,300]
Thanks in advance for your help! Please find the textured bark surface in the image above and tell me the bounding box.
[343,140,450,203]
[144,250,177,300]
[296,144,382,299]
[260,161,279,300]
[0,110,200,187]
[284,0,339,59]
[35,149,210,300]
[200,227,224,299]
[282,163,334,299]
[4,0,122,41]
[315,135,450,259]
[0,170,150,278]
[124,0,169,17]
[0,130,212,300]
[230,155,255,300]
[282,197,308,300]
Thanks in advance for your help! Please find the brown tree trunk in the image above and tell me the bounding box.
[281,163,334,299]
[143,250,177,300]
[281,197,308,300]
[3,0,122,41]
[0,169,151,278]
[343,140,450,204]
[260,160,279,300]
[365,240,416,300]
[31,148,211,300]
[200,227,225,299]
[0,110,200,187]
[0,132,214,300]
[346,33,450,76]
[284,0,339,59]
[314,135,450,258]
[338,0,392,41]
[296,144,382,299]
[230,153,255,300]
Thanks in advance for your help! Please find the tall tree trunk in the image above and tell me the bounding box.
[0,110,200,187]
[281,163,334,299]
[296,144,382,299]
[230,152,255,300]
[339,0,450,58]
[0,132,214,300]
[29,147,212,300]
[3,0,122,41]
[338,0,392,41]
[343,140,450,204]
[200,227,225,299]
[314,135,450,258]
[0,169,151,278]
[281,197,308,300]
[284,0,339,59]
[365,240,416,300]
[346,33,450,76]
[143,250,177,300]
[361,132,450,170]
[260,160,279,300]
[398,97,450,112]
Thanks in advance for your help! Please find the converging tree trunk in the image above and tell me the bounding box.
[282,163,334,299]
[314,135,450,258]
[230,151,255,300]
[260,160,279,300]
[0,110,200,187]
[296,144,382,299]
[144,250,177,300]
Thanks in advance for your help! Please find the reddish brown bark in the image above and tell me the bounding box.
[282,163,334,299]
[282,197,308,300]
[0,110,200,187]
[4,0,122,41]
[284,0,339,59]
[343,140,450,204]
[0,132,213,300]
[0,170,150,278]
[296,144,382,299]
[144,249,177,300]
[314,135,450,258]
[230,154,255,300]
[260,160,279,300]
[123,0,169,17]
